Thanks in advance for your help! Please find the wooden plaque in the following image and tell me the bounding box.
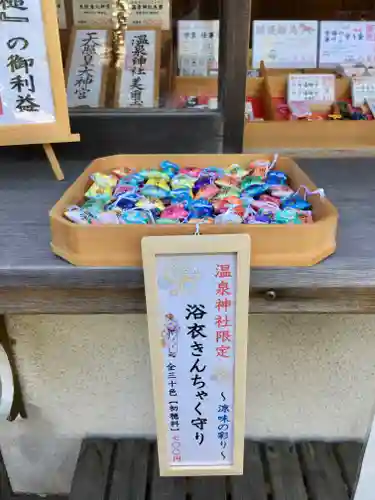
[142,234,250,476]
[114,27,161,108]
[65,28,111,108]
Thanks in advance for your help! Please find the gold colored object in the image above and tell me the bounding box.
[112,0,131,67]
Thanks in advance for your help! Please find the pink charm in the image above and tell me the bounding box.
[180,167,201,178]
[160,204,188,221]
[251,199,279,213]
[269,185,294,198]
[259,194,281,206]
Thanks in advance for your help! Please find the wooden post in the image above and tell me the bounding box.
[219,0,251,152]
[43,144,65,181]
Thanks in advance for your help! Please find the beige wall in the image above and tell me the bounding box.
[1,314,374,494]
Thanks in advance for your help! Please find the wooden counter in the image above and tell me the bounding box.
[0,157,372,314]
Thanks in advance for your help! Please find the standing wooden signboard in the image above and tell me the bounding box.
[0,0,79,180]
[142,234,250,476]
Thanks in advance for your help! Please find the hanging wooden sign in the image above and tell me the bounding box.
[0,0,79,179]
[114,27,161,108]
[142,234,250,476]
[66,29,111,108]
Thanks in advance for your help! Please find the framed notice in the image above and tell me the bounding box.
[319,21,375,67]
[252,20,318,69]
[288,74,336,104]
[56,0,67,29]
[115,27,161,108]
[142,234,250,476]
[66,29,110,108]
[129,0,170,30]
[352,76,375,107]
[72,0,111,27]
[178,20,220,76]
[0,0,78,147]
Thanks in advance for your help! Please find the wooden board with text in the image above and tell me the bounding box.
[142,234,250,476]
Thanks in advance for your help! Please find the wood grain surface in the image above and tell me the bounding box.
[1,439,364,499]
[0,158,373,313]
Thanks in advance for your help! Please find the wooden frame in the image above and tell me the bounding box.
[65,28,111,108]
[142,234,250,476]
[0,0,79,147]
[114,26,161,109]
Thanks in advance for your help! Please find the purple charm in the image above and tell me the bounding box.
[255,214,271,224]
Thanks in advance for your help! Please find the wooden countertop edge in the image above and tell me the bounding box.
[0,285,373,314]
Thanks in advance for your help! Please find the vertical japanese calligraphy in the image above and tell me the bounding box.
[178,20,219,76]
[215,262,234,460]
[0,0,55,125]
[117,28,160,108]
[319,21,375,67]
[186,304,208,448]
[252,20,318,69]
[67,29,110,108]
[157,253,237,467]
[143,234,250,475]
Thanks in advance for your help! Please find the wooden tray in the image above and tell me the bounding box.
[50,154,338,267]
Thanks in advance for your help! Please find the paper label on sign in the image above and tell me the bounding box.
[118,29,157,108]
[319,21,375,67]
[0,0,56,126]
[56,0,67,29]
[288,74,336,104]
[252,20,318,68]
[157,253,236,466]
[67,30,109,108]
[352,76,375,107]
[73,0,111,27]
[73,0,170,29]
[128,0,170,30]
[178,20,219,76]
